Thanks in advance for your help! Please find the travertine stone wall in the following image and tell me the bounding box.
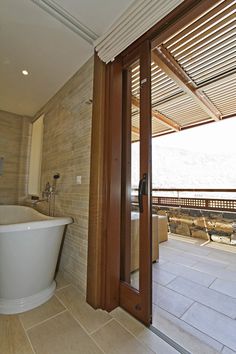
[0,110,31,205]
[35,57,94,293]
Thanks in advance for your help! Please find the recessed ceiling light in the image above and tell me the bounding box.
[22,70,29,76]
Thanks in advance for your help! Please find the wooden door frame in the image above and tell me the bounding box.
[87,53,123,311]
[87,0,217,312]
[120,39,152,326]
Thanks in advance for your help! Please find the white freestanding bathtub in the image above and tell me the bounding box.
[0,205,72,314]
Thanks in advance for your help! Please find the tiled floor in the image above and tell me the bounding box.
[2,236,236,354]
[0,273,176,354]
[153,234,236,354]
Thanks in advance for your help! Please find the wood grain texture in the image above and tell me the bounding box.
[87,52,107,308]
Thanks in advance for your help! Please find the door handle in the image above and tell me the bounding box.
[138,173,148,213]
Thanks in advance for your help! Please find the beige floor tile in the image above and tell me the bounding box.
[28,310,103,354]
[191,257,228,270]
[163,238,211,256]
[153,267,177,286]
[222,347,236,354]
[20,296,66,330]
[159,247,198,267]
[110,307,178,354]
[55,272,70,290]
[210,278,236,298]
[138,329,179,354]
[153,282,194,318]
[203,265,236,283]
[159,261,216,287]
[205,241,236,254]
[0,315,34,354]
[167,276,236,319]
[92,319,154,354]
[152,305,223,354]
[169,234,202,245]
[155,235,236,352]
[110,307,145,336]
[182,302,236,351]
[56,285,111,333]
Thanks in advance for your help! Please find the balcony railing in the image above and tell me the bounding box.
[132,189,236,212]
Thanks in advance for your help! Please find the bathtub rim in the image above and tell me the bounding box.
[0,205,73,232]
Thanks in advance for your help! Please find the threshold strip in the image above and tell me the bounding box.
[150,325,191,354]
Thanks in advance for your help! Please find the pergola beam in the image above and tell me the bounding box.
[131,95,181,132]
[152,46,222,121]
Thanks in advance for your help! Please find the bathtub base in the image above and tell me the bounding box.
[0,281,56,314]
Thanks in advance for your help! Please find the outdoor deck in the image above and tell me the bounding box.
[153,234,236,353]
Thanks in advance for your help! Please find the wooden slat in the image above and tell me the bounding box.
[151,0,221,49]
[195,60,236,83]
[151,109,181,132]
[132,125,140,134]
[152,89,183,106]
[152,90,182,104]
[189,54,236,78]
[131,95,181,131]
[133,0,235,133]
[152,46,222,121]
[175,22,235,60]
[201,72,236,89]
[173,12,235,56]
[152,117,171,134]
[180,35,235,72]
[151,70,170,83]
[203,74,236,117]
[187,38,235,68]
[157,97,211,126]
[152,83,181,96]
[152,74,179,90]
[166,0,235,49]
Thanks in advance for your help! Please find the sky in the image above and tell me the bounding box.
[154,116,236,154]
[131,116,236,190]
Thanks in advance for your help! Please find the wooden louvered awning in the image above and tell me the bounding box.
[131,0,236,142]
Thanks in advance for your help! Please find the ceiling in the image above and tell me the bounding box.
[0,0,135,117]
[131,0,236,141]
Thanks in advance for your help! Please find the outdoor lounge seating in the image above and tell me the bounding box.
[131,212,168,272]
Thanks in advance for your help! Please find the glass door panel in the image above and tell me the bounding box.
[120,40,152,325]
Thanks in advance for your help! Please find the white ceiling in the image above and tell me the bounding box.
[0,0,134,117]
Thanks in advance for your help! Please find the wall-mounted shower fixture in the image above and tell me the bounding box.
[53,173,60,189]
[42,182,52,201]
[33,173,61,216]
[42,173,60,201]
[51,173,60,216]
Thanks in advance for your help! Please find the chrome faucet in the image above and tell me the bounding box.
[32,174,60,216]
[42,182,52,201]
